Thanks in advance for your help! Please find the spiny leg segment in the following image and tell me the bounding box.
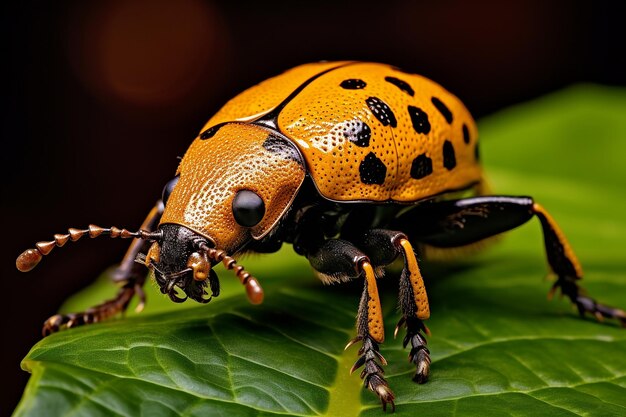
[349,261,395,411]
[303,238,395,411]
[355,229,432,385]
[534,203,626,326]
[396,238,431,383]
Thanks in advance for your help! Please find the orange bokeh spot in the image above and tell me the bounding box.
[67,0,225,106]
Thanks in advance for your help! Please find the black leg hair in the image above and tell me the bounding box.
[302,238,395,411]
[355,229,432,384]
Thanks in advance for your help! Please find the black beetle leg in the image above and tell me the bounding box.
[353,260,395,412]
[43,283,138,336]
[302,238,395,411]
[42,203,162,336]
[354,229,432,385]
[534,204,626,326]
[392,196,626,327]
[395,238,432,384]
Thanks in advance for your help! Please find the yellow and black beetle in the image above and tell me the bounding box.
[16,61,626,411]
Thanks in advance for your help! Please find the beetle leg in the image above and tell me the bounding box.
[396,238,432,383]
[354,229,432,384]
[42,203,163,336]
[392,196,626,326]
[303,238,395,411]
[354,261,395,412]
[43,284,138,336]
[111,203,164,285]
[533,203,626,326]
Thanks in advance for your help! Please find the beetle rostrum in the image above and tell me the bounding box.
[146,224,215,303]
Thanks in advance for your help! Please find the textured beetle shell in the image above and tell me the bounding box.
[206,61,351,124]
[160,123,305,251]
[203,62,482,203]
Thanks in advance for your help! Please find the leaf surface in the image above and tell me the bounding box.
[15,85,626,416]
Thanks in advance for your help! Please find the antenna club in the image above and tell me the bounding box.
[16,248,43,272]
[245,277,264,304]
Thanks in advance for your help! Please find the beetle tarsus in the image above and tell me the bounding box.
[348,335,395,412]
[552,275,626,327]
[574,294,626,327]
[42,284,138,337]
[399,316,431,384]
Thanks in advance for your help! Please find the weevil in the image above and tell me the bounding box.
[17,61,626,411]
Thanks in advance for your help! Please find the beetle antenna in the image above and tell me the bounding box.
[199,243,264,305]
[16,225,162,272]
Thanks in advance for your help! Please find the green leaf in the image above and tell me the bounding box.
[15,85,626,416]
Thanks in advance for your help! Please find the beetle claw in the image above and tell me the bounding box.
[574,294,626,327]
[399,316,431,385]
[344,336,362,351]
[168,288,188,303]
[208,269,220,297]
[394,316,406,339]
[370,380,395,413]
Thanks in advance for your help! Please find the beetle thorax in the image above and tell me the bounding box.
[159,123,305,253]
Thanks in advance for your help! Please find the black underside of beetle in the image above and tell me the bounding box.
[246,178,535,256]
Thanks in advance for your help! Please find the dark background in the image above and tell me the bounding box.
[2,0,625,413]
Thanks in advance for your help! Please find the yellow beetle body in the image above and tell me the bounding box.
[202,61,482,203]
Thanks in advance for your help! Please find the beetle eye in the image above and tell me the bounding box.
[161,175,180,206]
[232,190,265,227]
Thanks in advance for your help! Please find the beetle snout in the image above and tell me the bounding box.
[146,224,217,302]
[150,224,211,271]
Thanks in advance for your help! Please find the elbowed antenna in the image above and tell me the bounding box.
[16,225,162,272]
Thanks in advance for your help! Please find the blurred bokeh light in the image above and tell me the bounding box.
[67,0,226,108]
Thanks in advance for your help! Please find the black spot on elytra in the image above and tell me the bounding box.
[431,97,453,124]
[407,106,431,134]
[359,152,387,185]
[385,76,414,96]
[443,140,456,170]
[342,119,371,147]
[262,133,303,164]
[200,124,224,140]
[340,79,366,89]
[366,97,397,127]
[462,124,470,144]
[410,154,433,179]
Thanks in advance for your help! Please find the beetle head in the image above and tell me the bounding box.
[145,123,305,303]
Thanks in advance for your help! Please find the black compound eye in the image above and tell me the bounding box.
[161,175,180,206]
[232,190,265,227]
